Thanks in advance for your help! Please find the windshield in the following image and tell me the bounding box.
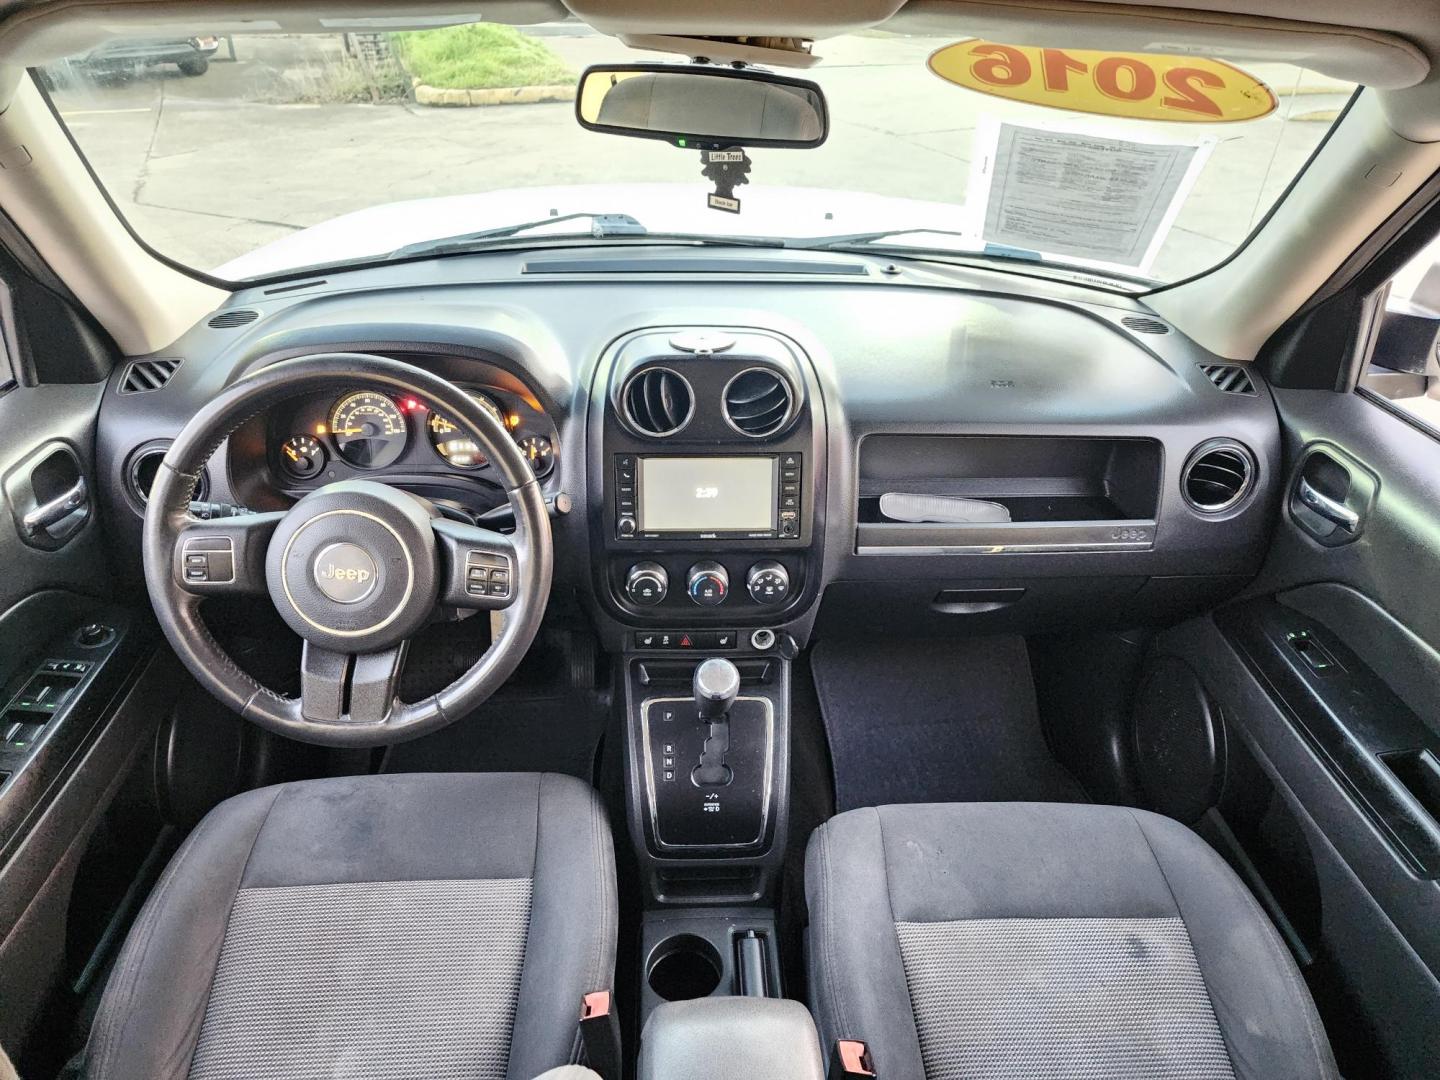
[42,23,1356,285]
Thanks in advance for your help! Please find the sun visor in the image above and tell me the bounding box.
[564,0,907,41]
[888,0,1429,89]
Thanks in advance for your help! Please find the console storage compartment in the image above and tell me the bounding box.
[639,997,825,1080]
[856,435,1161,554]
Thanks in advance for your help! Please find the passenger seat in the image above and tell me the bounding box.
[805,802,1337,1079]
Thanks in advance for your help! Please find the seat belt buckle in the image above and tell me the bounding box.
[829,1039,876,1079]
[580,990,622,1080]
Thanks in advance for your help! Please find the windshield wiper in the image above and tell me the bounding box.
[792,229,1151,288]
[390,212,788,261]
[390,212,648,259]
[793,227,985,252]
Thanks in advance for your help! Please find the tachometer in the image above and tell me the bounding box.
[329,391,407,469]
[428,392,506,469]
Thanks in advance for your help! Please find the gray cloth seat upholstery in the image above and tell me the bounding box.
[805,802,1338,1080]
[84,772,617,1080]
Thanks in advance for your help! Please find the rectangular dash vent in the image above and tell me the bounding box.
[522,256,868,276]
[1198,363,1256,396]
[120,357,182,394]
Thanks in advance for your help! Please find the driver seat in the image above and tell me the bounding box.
[81,772,617,1080]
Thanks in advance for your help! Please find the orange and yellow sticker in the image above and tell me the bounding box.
[929,41,1276,123]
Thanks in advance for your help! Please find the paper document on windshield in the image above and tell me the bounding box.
[967,117,1214,274]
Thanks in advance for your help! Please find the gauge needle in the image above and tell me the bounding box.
[333,427,365,435]
[284,446,299,461]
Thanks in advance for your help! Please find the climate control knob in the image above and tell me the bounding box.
[625,562,668,606]
[746,561,791,605]
[686,561,729,606]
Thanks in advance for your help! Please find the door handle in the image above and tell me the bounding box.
[1296,477,1360,532]
[22,476,88,538]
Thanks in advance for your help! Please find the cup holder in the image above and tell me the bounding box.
[646,933,724,1001]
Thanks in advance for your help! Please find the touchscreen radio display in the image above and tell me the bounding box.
[638,457,777,533]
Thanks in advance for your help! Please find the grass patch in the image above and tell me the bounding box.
[393,23,574,90]
[280,54,410,104]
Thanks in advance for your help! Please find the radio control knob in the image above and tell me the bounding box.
[617,516,637,537]
[746,561,790,605]
[625,562,668,606]
[686,561,729,607]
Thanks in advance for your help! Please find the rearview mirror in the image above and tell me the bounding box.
[576,64,828,150]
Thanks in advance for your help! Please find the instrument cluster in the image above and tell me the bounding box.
[270,384,557,492]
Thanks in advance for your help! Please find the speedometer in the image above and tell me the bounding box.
[329,391,408,469]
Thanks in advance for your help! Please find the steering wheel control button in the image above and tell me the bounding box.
[179,536,235,584]
[746,561,790,604]
[312,542,379,604]
[625,562,669,606]
[687,561,729,606]
[464,550,512,599]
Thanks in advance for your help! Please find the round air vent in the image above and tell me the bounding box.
[722,367,796,439]
[127,445,208,507]
[622,367,694,438]
[1182,441,1255,513]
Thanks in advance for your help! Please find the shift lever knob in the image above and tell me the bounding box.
[694,657,740,720]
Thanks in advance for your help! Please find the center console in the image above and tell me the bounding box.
[589,327,825,640]
[589,327,827,1016]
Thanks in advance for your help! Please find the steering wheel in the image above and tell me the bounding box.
[142,353,552,747]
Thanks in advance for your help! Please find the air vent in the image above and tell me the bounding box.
[207,309,259,329]
[622,367,693,437]
[1122,315,1170,335]
[723,367,796,439]
[127,445,208,506]
[1182,441,1255,513]
[119,357,182,394]
[1199,363,1256,395]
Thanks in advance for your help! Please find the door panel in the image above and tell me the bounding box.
[1261,387,1440,653]
[1149,382,1440,1076]
[0,381,110,638]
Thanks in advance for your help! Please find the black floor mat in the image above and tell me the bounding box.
[810,635,1086,812]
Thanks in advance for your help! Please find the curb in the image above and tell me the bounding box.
[413,82,575,107]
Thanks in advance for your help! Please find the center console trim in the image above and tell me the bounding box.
[639,693,775,851]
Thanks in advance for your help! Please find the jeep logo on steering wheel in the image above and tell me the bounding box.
[312,542,379,604]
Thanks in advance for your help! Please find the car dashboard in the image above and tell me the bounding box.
[94,245,1282,656]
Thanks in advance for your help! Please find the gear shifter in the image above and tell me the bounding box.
[691,657,739,787]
